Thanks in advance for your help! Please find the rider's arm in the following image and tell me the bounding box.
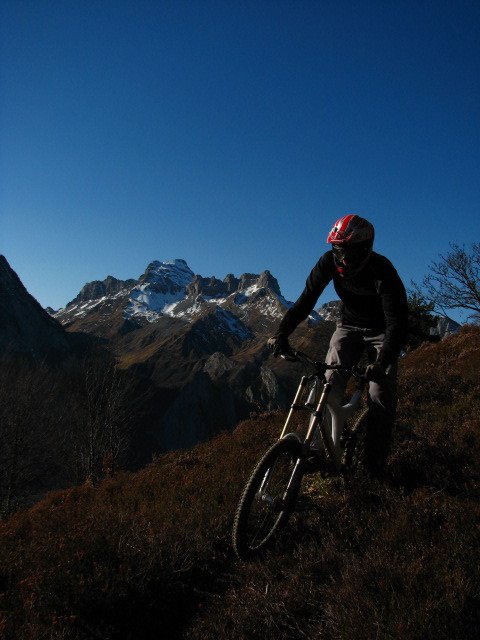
[376,261,409,368]
[275,252,335,338]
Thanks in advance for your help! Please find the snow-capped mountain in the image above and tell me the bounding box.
[42,258,336,454]
[125,259,195,322]
[0,255,336,456]
[430,316,461,338]
[53,259,322,338]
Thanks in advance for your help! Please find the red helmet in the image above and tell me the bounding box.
[327,214,374,245]
[327,214,374,277]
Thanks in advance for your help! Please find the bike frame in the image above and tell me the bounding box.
[279,370,366,469]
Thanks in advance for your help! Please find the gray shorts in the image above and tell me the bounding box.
[325,324,398,419]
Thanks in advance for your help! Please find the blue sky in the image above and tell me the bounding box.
[1,0,479,322]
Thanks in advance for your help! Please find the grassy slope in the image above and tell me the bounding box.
[1,327,479,640]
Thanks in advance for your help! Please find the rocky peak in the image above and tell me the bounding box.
[139,259,194,293]
[68,275,137,306]
[238,273,258,291]
[256,270,281,296]
[186,275,228,298]
[223,274,240,293]
[186,270,282,299]
[236,271,282,296]
[317,300,342,322]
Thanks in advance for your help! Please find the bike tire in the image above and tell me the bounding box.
[343,408,370,488]
[317,405,339,471]
[232,435,303,560]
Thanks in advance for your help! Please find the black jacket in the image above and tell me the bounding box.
[277,251,408,367]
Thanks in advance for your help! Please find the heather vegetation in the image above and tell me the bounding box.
[1,327,479,639]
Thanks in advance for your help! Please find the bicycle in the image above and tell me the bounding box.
[232,348,370,561]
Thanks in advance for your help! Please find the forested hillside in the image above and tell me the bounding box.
[1,327,479,640]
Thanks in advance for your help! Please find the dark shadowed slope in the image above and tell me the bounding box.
[1,327,479,640]
[0,255,70,360]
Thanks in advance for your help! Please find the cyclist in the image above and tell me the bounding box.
[268,214,408,477]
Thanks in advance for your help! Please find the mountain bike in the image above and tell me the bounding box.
[232,349,370,560]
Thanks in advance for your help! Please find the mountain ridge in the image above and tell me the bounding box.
[52,258,307,330]
[0,255,331,456]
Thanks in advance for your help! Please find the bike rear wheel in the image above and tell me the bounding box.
[343,408,370,488]
[232,435,303,560]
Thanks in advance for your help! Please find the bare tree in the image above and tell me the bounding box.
[0,350,141,515]
[68,355,135,484]
[403,288,440,350]
[0,358,64,517]
[421,243,480,322]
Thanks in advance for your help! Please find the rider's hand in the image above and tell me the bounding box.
[267,335,291,358]
[365,362,386,382]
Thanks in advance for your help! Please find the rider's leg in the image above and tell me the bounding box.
[319,326,365,451]
[363,333,398,476]
[325,325,365,397]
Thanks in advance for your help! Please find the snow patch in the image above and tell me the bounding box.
[124,286,186,320]
[243,283,262,296]
[232,287,291,319]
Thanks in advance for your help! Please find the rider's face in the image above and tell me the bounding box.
[331,242,370,267]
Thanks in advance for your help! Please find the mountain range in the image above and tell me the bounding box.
[50,258,330,337]
[55,258,341,452]
[0,255,459,458]
[0,256,337,457]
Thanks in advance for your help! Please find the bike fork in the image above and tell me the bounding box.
[304,384,330,448]
[279,376,309,439]
[257,456,303,509]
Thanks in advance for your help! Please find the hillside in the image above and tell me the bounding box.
[0,256,71,360]
[1,327,479,640]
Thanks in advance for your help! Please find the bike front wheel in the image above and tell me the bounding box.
[232,435,303,560]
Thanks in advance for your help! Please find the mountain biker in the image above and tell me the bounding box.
[268,214,408,477]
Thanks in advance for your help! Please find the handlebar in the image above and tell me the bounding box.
[280,348,367,380]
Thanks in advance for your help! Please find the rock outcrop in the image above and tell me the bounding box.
[316,300,342,322]
[67,275,137,306]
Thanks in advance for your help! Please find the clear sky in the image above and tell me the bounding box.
[1,0,479,322]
